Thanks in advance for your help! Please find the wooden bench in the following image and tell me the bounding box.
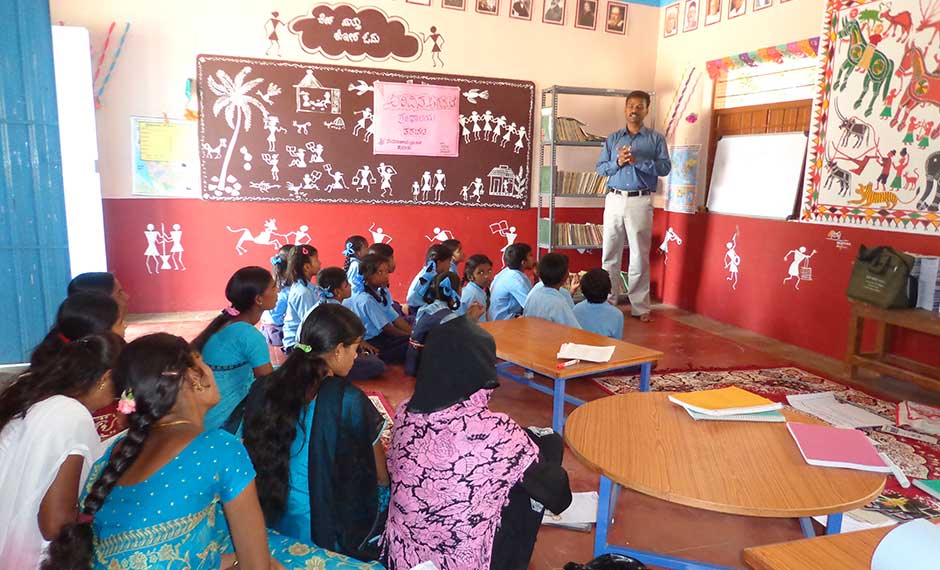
[847,301,940,391]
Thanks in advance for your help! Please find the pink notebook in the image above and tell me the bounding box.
[786,422,890,473]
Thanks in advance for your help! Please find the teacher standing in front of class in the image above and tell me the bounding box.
[596,90,671,322]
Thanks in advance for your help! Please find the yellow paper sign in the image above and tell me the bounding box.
[138,122,189,162]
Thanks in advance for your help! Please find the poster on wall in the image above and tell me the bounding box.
[131,117,200,198]
[801,0,940,235]
[197,54,534,208]
[665,144,700,213]
[372,81,460,156]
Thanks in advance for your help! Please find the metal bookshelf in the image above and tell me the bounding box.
[537,85,653,255]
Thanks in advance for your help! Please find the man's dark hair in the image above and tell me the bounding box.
[538,253,569,288]
[626,90,651,107]
[579,268,612,303]
[504,243,532,270]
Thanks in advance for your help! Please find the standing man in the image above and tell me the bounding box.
[596,91,671,322]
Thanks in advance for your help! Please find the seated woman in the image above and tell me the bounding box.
[41,333,377,570]
[0,333,122,569]
[243,304,389,562]
[30,292,126,370]
[404,272,484,377]
[384,316,572,570]
[191,266,277,431]
[67,271,130,310]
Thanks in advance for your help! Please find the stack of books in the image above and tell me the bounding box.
[541,114,605,143]
[557,171,608,195]
[908,253,940,312]
[552,222,604,247]
[668,386,785,422]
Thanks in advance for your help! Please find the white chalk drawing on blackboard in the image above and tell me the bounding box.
[261,153,280,181]
[354,165,377,193]
[249,181,281,194]
[370,223,393,244]
[263,115,287,152]
[240,146,253,172]
[482,111,494,141]
[323,164,349,192]
[462,89,489,104]
[286,181,308,200]
[304,142,325,163]
[257,83,282,106]
[487,165,527,198]
[303,170,322,191]
[470,111,482,141]
[202,138,227,159]
[459,115,471,143]
[324,117,346,130]
[783,246,817,290]
[426,227,455,242]
[501,122,517,148]
[514,126,528,154]
[293,120,310,135]
[492,115,507,144]
[420,171,433,200]
[378,163,398,197]
[286,145,307,168]
[412,181,421,201]
[348,80,374,96]
[295,70,342,114]
[471,177,484,202]
[353,107,373,138]
[433,169,447,201]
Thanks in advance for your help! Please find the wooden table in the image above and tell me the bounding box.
[479,318,663,434]
[744,518,939,570]
[847,301,940,391]
[564,393,886,570]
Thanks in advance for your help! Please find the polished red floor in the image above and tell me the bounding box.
[126,309,923,569]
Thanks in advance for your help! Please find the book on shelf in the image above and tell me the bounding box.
[540,110,605,143]
[550,222,605,247]
[540,168,607,196]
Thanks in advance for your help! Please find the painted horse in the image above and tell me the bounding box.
[890,43,940,139]
[833,18,895,117]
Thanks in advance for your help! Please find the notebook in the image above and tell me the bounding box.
[556,343,615,363]
[913,479,940,501]
[668,386,783,416]
[685,407,785,423]
[786,422,890,473]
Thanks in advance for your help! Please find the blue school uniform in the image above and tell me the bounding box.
[449,261,459,275]
[489,268,531,321]
[523,285,581,329]
[284,281,322,348]
[457,281,488,322]
[346,290,400,340]
[347,259,365,295]
[201,322,271,430]
[263,287,290,326]
[574,300,625,340]
[405,265,436,308]
[527,281,575,309]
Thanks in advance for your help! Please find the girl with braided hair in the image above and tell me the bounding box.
[42,333,375,570]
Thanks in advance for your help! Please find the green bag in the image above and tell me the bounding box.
[846,245,914,309]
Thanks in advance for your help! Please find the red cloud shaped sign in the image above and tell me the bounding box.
[289,4,423,62]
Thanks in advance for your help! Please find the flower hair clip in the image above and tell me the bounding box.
[342,242,356,257]
[270,255,284,266]
[117,389,136,415]
[295,343,313,353]
[223,307,240,317]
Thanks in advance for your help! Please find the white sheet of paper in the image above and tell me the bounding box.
[786,392,892,429]
[871,519,940,570]
[556,343,615,363]
[542,491,598,525]
[409,562,440,570]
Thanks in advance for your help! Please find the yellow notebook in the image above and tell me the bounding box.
[668,386,783,417]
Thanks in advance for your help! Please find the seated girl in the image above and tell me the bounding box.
[192,266,277,431]
[404,244,453,315]
[345,254,412,364]
[405,272,484,377]
[30,292,126,370]
[0,333,123,568]
[243,304,389,562]
[312,267,384,380]
[41,333,378,570]
[367,243,407,321]
[260,244,295,347]
[458,254,493,322]
[384,317,572,570]
[343,235,369,296]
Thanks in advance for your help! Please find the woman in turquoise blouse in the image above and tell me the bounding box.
[41,333,379,570]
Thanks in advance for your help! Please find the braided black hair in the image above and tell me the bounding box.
[41,333,198,570]
[422,271,462,310]
[343,235,368,272]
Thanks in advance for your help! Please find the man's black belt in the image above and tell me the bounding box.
[607,188,652,197]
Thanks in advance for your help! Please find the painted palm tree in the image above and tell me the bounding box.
[206,66,268,194]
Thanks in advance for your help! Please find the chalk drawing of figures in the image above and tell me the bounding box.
[421,171,433,201]
[470,111,482,141]
[492,115,507,143]
[490,220,518,252]
[724,230,741,290]
[227,218,285,256]
[323,164,349,192]
[303,170,322,190]
[353,165,376,193]
[482,110,494,141]
[460,185,469,201]
[292,225,312,245]
[144,224,163,275]
[501,122,517,148]
[783,246,817,290]
[369,223,393,244]
[165,223,186,271]
[658,226,683,264]
[261,153,279,181]
[305,142,325,163]
[514,126,528,154]
[378,163,398,197]
[425,227,455,242]
[459,115,471,143]
[471,177,484,202]
[433,169,447,201]
[264,115,287,152]
[353,107,373,137]
[286,145,307,168]
[412,181,421,201]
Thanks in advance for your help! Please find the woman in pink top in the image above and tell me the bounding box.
[383,317,571,570]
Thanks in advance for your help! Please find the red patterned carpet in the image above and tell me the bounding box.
[593,366,940,520]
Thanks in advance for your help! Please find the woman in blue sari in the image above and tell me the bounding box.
[41,333,379,570]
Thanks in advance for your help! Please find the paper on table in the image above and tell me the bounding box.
[556,343,615,363]
[871,519,940,570]
[786,392,892,429]
[542,491,598,526]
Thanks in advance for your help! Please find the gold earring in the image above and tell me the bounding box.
[191,379,206,393]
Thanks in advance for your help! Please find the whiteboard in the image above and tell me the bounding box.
[707,133,807,219]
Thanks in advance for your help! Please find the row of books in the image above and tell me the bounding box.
[555,170,608,195]
[540,111,606,143]
[552,222,604,247]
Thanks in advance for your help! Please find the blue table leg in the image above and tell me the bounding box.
[640,361,652,392]
[594,475,615,557]
[553,378,567,434]
[799,517,817,538]
[826,513,843,535]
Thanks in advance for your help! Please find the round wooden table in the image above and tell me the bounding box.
[564,393,887,569]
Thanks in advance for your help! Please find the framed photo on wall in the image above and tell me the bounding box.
[406,0,433,5]
[605,1,628,34]
[753,0,772,11]
[442,0,467,10]
[683,0,699,31]
[664,3,679,37]
[543,0,567,25]
[575,0,598,29]
[728,0,746,18]
[704,0,722,25]
[476,0,500,15]
[510,0,533,19]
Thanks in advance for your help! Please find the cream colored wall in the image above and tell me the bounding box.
[652,0,826,201]
[49,0,661,201]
